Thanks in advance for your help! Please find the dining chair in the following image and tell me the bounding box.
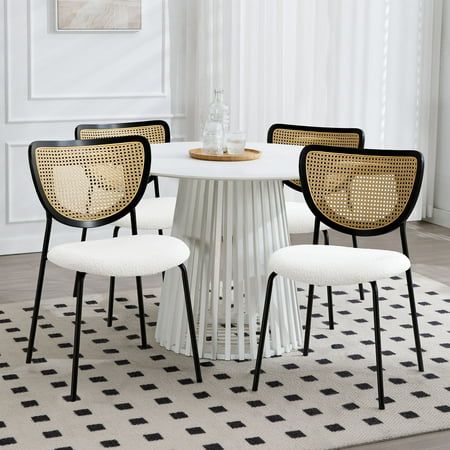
[75,120,174,234]
[268,123,365,330]
[252,145,424,410]
[74,120,174,326]
[26,136,201,401]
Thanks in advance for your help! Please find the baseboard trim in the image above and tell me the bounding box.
[427,207,450,228]
[0,229,110,255]
[0,228,158,256]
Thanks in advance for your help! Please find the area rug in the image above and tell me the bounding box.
[0,272,449,449]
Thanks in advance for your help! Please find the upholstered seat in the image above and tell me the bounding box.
[114,197,176,230]
[48,234,189,278]
[270,245,410,286]
[285,202,329,234]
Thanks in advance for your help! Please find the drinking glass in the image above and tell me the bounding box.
[226,132,246,155]
[202,120,224,155]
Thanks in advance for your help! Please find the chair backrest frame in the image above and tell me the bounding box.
[299,145,424,237]
[75,120,169,193]
[75,120,170,143]
[29,136,151,229]
[268,123,365,193]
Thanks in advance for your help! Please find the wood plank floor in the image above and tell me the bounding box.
[0,220,449,449]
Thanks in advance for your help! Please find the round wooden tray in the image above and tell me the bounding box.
[189,148,261,162]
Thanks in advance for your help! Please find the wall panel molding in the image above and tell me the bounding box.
[5,0,175,123]
[6,113,186,125]
[27,0,168,100]
[1,0,188,255]
[5,142,45,224]
[4,0,11,125]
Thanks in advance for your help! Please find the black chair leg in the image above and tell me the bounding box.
[26,253,48,363]
[107,226,120,326]
[26,218,52,364]
[322,230,334,330]
[252,272,277,391]
[326,286,334,330]
[352,235,365,300]
[158,229,165,282]
[135,276,149,349]
[303,284,315,357]
[179,264,202,382]
[405,269,424,371]
[70,272,86,402]
[107,277,115,327]
[153,177,165,279]
[370,281,385,410]
[72,228,87,297]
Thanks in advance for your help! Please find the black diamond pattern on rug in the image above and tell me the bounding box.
[0,274,449,449]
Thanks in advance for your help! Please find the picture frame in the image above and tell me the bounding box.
[56,0,142,32]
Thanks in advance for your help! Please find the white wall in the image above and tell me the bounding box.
[432,1,450,227]
[1,1,446,256]
[0,0,187,254]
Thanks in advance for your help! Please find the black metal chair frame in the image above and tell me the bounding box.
[73,120,171,325]
[26,136,201,402]
[267,124,366,330]
[252,146,425,410]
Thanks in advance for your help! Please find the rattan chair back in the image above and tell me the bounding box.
[29,136,151,228]
[268,124,364,192]
[299,146,424,236]
[75,120,170,144]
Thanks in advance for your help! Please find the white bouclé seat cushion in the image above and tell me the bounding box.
[114,197,176,230]
[269,245,410,286]
[285,201,329,234]
[48,234,189,277]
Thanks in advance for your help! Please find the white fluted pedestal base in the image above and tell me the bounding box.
[155,179,302,360]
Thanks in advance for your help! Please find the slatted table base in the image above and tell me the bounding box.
[155,179,302,360]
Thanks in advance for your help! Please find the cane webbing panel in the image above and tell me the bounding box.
[272,129,361,148]
[272,128,361,188]
[79,124,167,144]
[35,142,146,222]
[305,151,418,230]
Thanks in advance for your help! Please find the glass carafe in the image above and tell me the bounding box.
[208,89,230,151]
[207,89,229,146]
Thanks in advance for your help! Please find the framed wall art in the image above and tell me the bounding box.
[56,0,141,31]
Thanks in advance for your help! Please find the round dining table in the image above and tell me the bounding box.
[152,141,304,360]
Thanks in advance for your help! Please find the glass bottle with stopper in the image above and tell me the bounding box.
[202,89,230,155]
[208,89,229,134]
